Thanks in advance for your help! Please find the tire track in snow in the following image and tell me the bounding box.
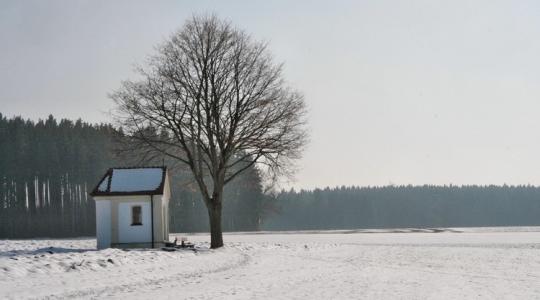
[34,248,252,300]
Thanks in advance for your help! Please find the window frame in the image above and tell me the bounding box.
[131,205,143,226]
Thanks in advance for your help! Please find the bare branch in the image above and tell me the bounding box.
[111,14,308,248]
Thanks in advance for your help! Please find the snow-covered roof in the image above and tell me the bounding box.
[90,167,167,196]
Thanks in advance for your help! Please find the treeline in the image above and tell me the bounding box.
[3,114,540,238]
[0,114,117,238]
[0,114,269,238]
[263,185,540,230]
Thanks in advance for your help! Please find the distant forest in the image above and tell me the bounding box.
[0,114,269,238]
[263,186,540,231]
[1,114,540,238]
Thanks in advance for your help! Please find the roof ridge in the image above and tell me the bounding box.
[109,166,167,170]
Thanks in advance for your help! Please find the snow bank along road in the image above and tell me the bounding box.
[1,227,540,299]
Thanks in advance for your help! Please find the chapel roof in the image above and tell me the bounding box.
[90,166,167,197]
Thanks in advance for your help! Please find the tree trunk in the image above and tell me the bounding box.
[208,200,223,249]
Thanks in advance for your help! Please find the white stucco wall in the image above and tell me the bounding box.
[162,197,169,241]
[118,201,152,244]
[95,200,111,249]
[161,172,171,242]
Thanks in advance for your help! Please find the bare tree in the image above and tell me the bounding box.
[111,15,308,248]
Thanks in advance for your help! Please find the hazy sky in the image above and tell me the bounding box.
[2,0,540,189]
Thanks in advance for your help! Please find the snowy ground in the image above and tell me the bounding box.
[1,227,540,299]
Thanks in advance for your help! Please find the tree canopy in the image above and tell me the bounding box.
[112,15,308,248]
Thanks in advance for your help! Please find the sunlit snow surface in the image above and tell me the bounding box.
[1,227,540,299]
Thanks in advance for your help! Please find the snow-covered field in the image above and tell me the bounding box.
[1,227,540,299]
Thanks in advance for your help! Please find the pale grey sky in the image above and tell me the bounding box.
[2,0,540,188]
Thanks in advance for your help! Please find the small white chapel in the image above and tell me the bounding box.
[90,166,171,249]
